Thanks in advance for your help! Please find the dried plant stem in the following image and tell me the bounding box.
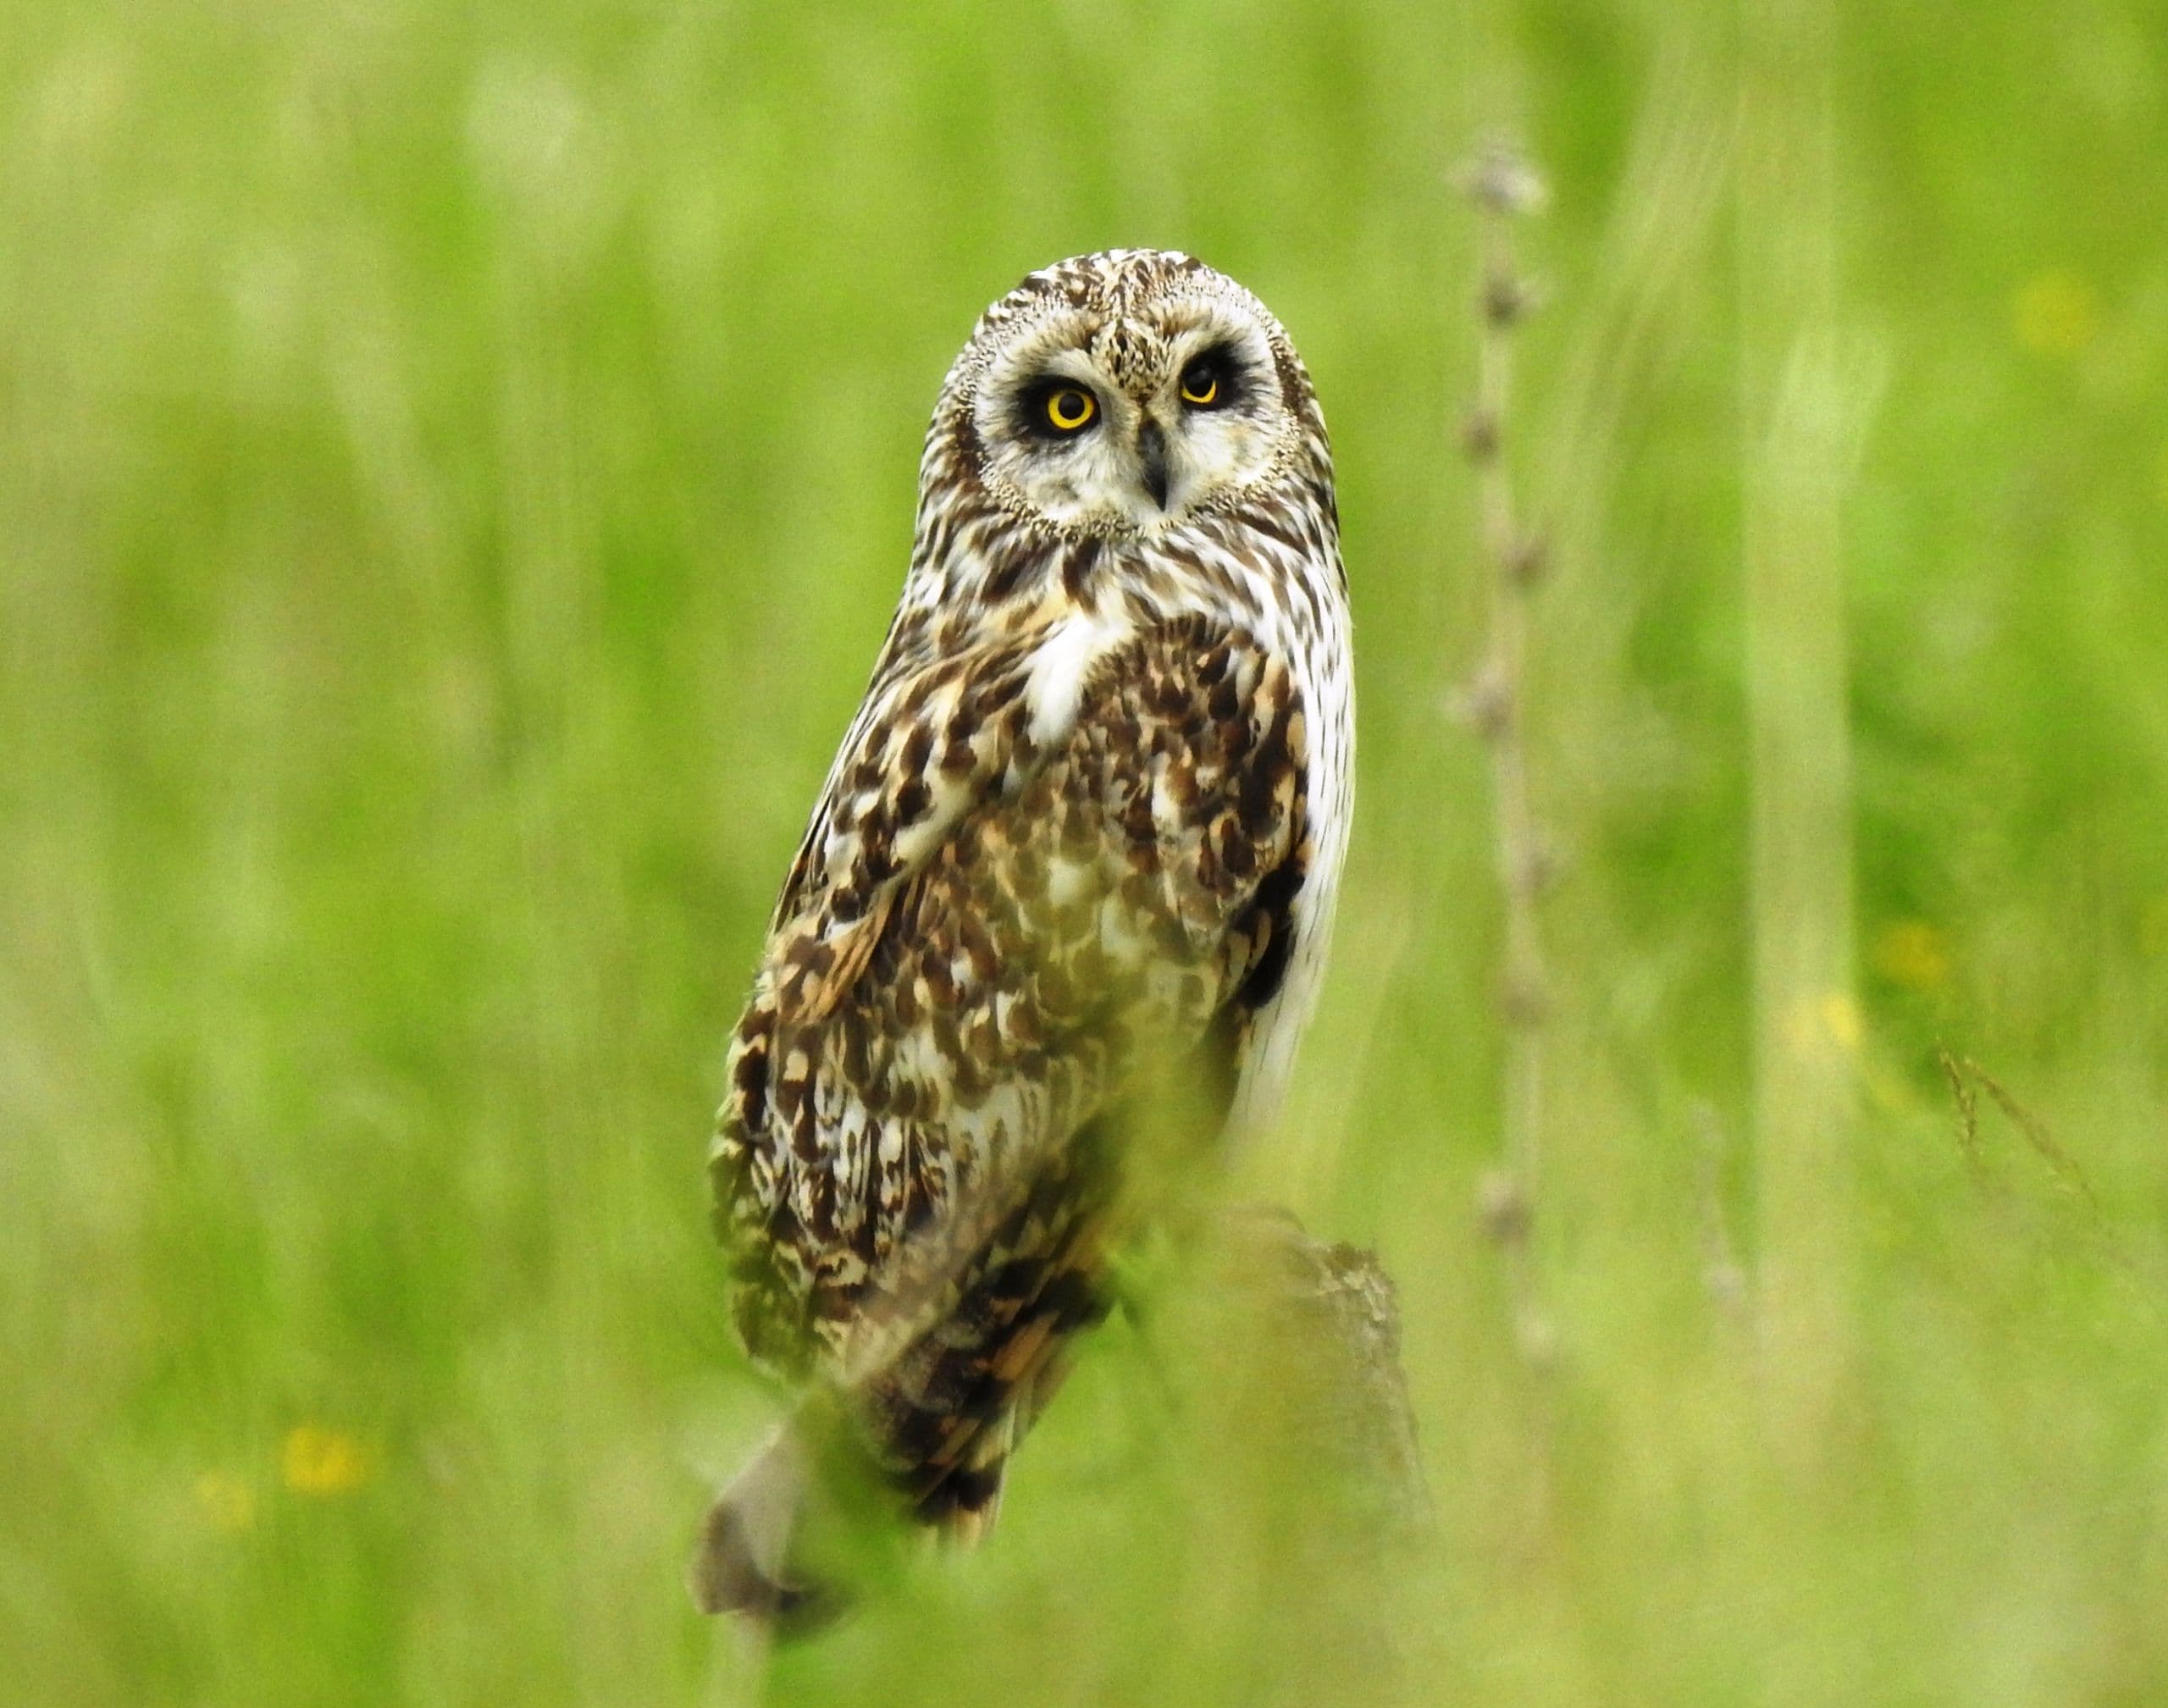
[1457,144,1554,1362]
[1937,1046,2099,1208]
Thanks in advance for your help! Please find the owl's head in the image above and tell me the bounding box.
[935,251,1326,538]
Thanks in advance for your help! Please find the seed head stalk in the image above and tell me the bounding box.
[1456,142,1555,1365]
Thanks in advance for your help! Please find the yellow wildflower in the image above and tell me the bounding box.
[2012,271,2099,357]
[281,1425,374,1496]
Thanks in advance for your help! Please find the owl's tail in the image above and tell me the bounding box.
[689,1423,822,1622]
[689,1271,1109,1626]
[694,1141,1119,1623]
[688,1254,1101,1627]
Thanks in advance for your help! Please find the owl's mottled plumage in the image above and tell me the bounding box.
[700,251,1352,1613]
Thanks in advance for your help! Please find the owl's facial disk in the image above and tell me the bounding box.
[971,309,1288,533]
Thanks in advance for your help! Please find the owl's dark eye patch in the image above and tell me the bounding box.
[1017,378,1102,441]
[1177,345,1246,412]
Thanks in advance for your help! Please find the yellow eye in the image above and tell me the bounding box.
[1180,368,1220,407]
[1044,387,1097,432]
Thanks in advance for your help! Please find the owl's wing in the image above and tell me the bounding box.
[712,614,1309,1381]
[749,610,1050,1050]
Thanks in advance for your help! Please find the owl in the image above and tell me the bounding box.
[696,250,1353,1617]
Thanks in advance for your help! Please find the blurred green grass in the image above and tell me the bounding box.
[3,2,2167,1703]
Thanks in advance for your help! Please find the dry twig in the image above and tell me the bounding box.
[1453,140,1557,1364]
[1937,1046,2096,1208]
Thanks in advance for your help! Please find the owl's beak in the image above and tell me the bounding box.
[1136,417,1170,511]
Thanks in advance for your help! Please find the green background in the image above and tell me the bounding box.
[4,1,2165,1702]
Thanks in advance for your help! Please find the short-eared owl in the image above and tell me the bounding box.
[699,251,1352,1615]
